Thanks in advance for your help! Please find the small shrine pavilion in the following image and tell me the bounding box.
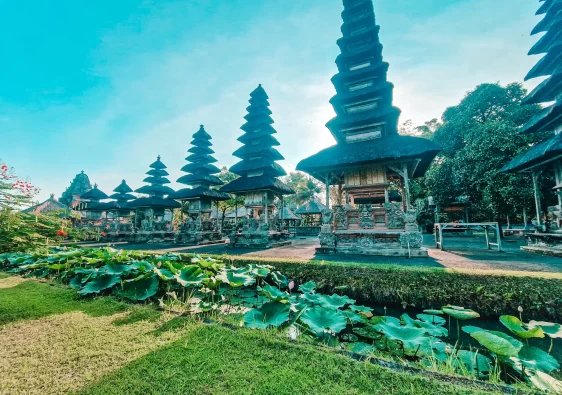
[75,184,110,232]
[128,156,180,242]
[172,125,230,245]
[103,180,135,239]
[221,85,295,248]
[501,0,562,250]
[297,0,440,256]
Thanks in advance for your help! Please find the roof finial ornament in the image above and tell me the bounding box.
[94,183,98,188]
[200,124,204,128]
[157,155,161,160]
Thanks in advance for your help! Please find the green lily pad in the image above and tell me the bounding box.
[298,280,317,294]
[118,276,159,301]
[260,284,290,303]
[318,294,355,310]
[456,350,492,375]
[244,302,291,329]
[499,315,545,339]
[341,310,364,324]
[423,309,444,315]
[176,265,207,286]
[79,274,121,295]
[442,306,480,320]
[99,264,133,275]
[270,271,288,288]
[299,306,348,335]
[370,316,401,326]
[401,314,448,337]
[341,333,359,342]
[374,321,427,343]
[514,345,560,373]
[528,321,562,339]
[349,305,373,314]
[353,326,383,340]
[129,261,153,272]
[219,270,255,287]
[462,325,485,334]
[470,330,523,357]
[417,314,446,326]
[69,275,83,289]
[154,267,175,280]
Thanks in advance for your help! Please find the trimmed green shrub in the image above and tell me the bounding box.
[219,256,562,321]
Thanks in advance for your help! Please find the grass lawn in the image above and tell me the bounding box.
[0,275,509,395]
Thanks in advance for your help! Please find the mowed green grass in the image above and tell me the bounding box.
[1,276,503,395]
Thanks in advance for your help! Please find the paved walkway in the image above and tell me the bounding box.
[107,234,562,274]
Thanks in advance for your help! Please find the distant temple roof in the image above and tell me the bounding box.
[275,206,300,221]
[80,184,109,201]
[296,199,326,215]
[22,194,69,215]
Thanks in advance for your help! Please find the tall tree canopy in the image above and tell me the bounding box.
[281,172,322,208]
[415,83,553,222]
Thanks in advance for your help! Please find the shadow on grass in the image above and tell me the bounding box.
[0,280,128,325]
[78,324,496,395]
[112,307,161,327]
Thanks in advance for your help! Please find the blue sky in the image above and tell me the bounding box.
[1,0,544,202]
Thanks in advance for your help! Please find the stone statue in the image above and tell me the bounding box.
[359,204,374,229]
[322,209,333,225]
[141,215,153,232]
[384,202,404,229]
[404,208,419,232]
[333,206,347,230]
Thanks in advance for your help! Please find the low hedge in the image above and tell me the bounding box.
[217,255,562,321]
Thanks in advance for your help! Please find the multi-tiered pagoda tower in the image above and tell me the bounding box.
[221,85,294,248]
[297,0,440,256]
[103,180,136,239]
[128,156,180,241]
[502,0,562,247]
[172,125,230,244]
[77,184,109,232]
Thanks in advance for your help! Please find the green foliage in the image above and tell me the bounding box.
[499,315,545,339]
[299,306,348,335]
[243,301,291,329]
[281,171,322,208]
[442,306,480,320]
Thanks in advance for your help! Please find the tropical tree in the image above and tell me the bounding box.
[215,167,244,229]
[282,172,322,208]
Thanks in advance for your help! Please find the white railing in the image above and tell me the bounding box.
[434,222,502,252]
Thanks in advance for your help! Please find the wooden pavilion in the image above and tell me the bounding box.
[171,125,230,245]
[221,85,295,248]
[103,180,135,241]
[297,0,440,256]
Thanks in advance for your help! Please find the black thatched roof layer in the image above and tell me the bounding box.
[109,192,136,201]
[501,133,562,173]
[220,174,294,195]
[22,194,69,214]
[113,180,133,194]
[521,99,562,134]
[135,156,175,199]
[127,197,181,209]
[276,207,300,221]
[297,135,440,183]
[146,168,169,177]
[171,187,230,201]
[177,173,223,186]
[81,185,108,201]
[136,184,175,196]
[229,158,287,178]
[149,156,167,170]
[296,199,326,215]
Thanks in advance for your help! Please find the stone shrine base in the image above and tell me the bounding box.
[318,228,428,258]
[174,231,225,246]
[229,230,292,249]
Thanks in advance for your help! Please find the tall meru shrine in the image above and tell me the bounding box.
[72,0,442,256]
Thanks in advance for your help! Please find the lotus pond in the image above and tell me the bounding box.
[2,247,562,393]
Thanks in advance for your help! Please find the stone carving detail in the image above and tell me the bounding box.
[319,231,336,247]
[384,202,404,229]
[322,209,333,225]
[399,232,423,248]
[358,235,375,248]
[404,208,419,232]
[333,205,347,230]
[359,204,374,228]
[141,216,154,231]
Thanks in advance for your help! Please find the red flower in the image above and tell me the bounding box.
[100,232,107,237]
[56,229,68,237]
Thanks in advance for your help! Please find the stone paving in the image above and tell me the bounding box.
[107,234,562,274]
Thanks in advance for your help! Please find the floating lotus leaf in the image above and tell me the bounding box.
[528,371,562,393]
[270,271,288,288]
[162,261,181,275]
[298,292,323,306]
[318,294,355,310]
[499,315,545,339]
[470,330,523,357]
[244,302,291,329]
[462,325,484,334]
[456,350,492,375]
[373,321,427,344]
[513,345,560,373]
[431,341,451,362]
[219,270,255,288]
[528,321,562,339]
[154,268,175,280]
[298,281,317,294]
[118,276,159,301]
[341,333,359,342]
[353,326,382,340]
[423,309,444,315]
[442,306,480,320]
[417,314,446,326]
[349,305,373,314]
[370,316,401,326]
[349,342,375,354]
[79,274,121,295]
[260,284,290,303]
[99,264,133,275]
[341,310,364,324]
[401,314,448,337]
[176,266,207,287]
[299,306,348,335]
[129,261,153,272]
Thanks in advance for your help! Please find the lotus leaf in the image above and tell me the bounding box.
[401,314,448,337]
[341,333,359,342]
[298,292,323,306]
[219,270,255,287]
[176,266,207,286]
[349,305,373,314]
[513,345,560,373]
[442,306,480,320]
[370,316,401,326]
[299,281,317,294]
[417,314,446,326]
[528,371,562,393]
[244,302,291,329]
[349,342,375,354]
[470,330,523,357]
[341,310,364,324]
[462,326,484,334]
[98,264,132,275]
[528,321,562,339]
[499,315,545,339]
[79,274,121,295]
[299,306,348,335]
[154,267,175,280]
[260,284,290,303]
[129,261,153,272]
[373,321,427,343]
[69,275,84,289]
[456,350,492,375]
[118,276,159,301]
[423,309,444,315]
[353,326,382,340]
[270,271,288,288]
[318,294,355,310]
[199,301,218,312]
